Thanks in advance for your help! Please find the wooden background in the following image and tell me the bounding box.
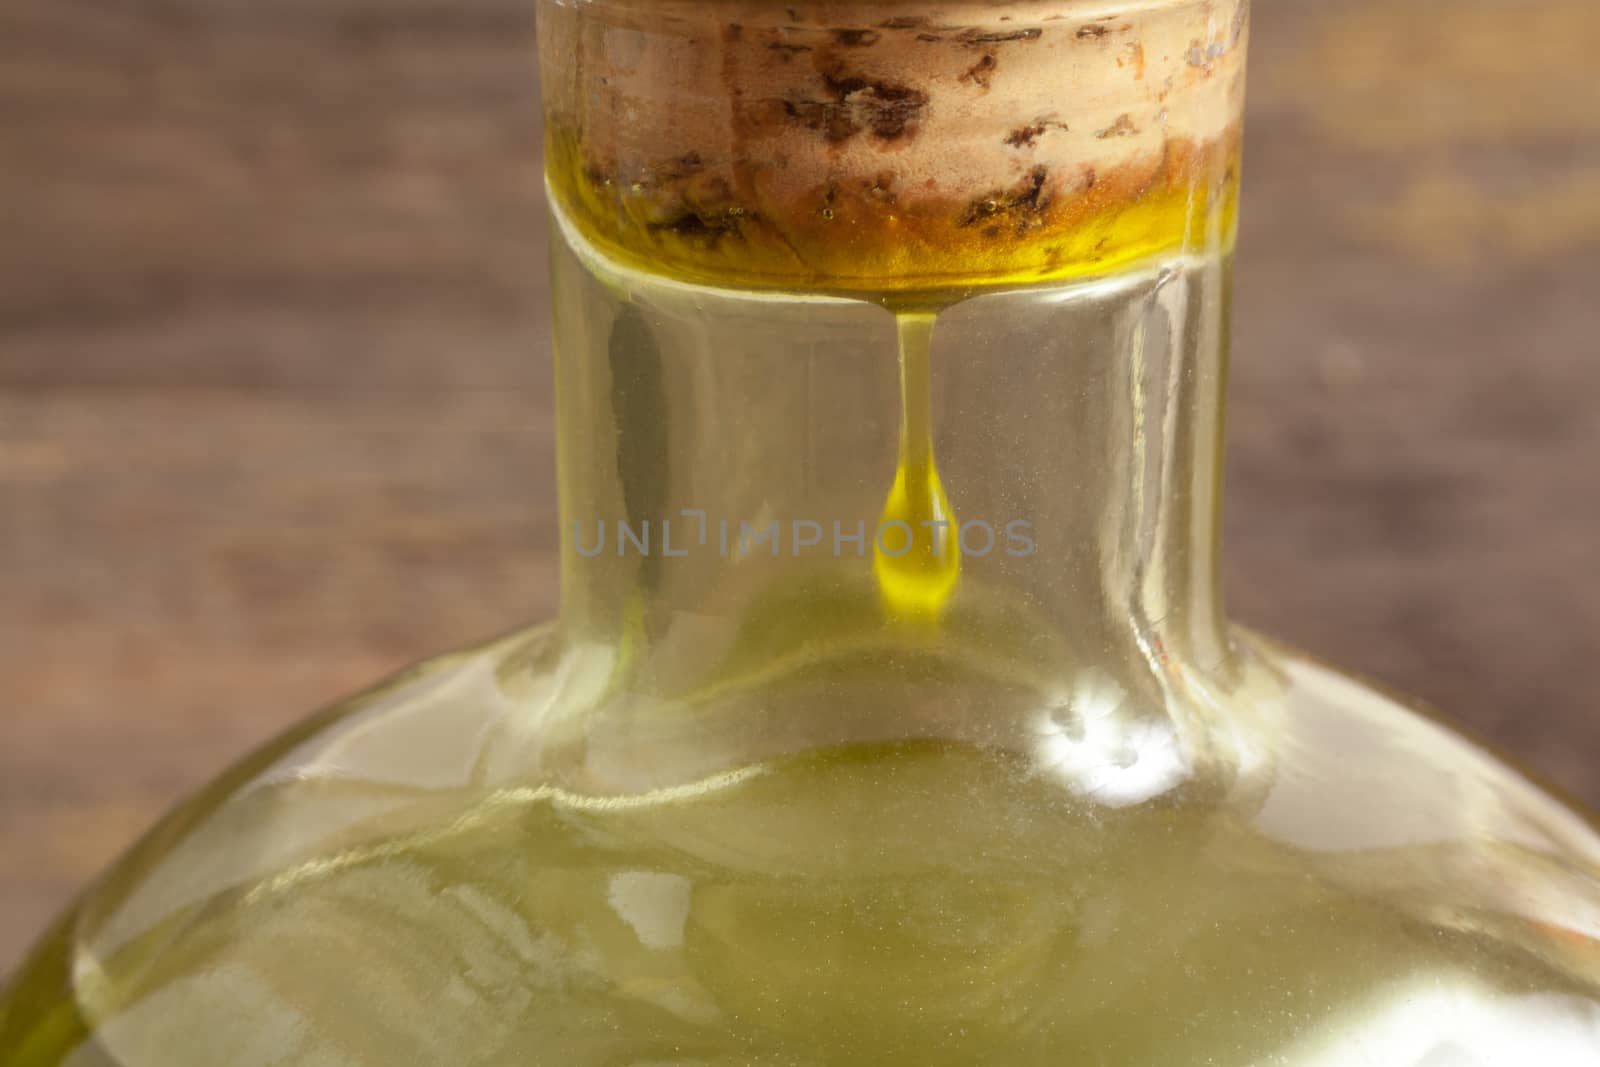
[2,0,1598,971]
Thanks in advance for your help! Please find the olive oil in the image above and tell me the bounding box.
[7,0,1600,1063]
[542,125,1242,294]
[6,647,1600,1067]
[8,209,1600,1067]
[874,312,960,620]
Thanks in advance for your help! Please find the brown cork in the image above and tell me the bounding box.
[537,0,1248,289]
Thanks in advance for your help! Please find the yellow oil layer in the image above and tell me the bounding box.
[8,736,1600,1066]
[875,312,960,620]
[546,129,1241,293]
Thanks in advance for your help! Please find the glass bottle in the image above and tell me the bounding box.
[5,0,1600,1063]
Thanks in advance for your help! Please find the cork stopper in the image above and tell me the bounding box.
[538,0,1247,292]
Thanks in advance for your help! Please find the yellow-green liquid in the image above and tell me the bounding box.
[542,126,1242,294]
[6,705,1600,1067]
[7,191,1600,1067]
[875,312,961,620]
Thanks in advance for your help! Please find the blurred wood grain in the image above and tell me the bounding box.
[2,0,1598,970]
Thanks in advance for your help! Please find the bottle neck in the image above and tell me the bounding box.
[548,210,1235,713]
[528,0,1249,791]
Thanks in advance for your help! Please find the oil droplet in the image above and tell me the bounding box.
[875,311,961,619]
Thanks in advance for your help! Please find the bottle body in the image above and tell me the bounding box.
[5,624,1600,1065]
[6,0,1600,1063]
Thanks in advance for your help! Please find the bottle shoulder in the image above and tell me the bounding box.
[1240,634,1599,862]
[6,625,1600,1066]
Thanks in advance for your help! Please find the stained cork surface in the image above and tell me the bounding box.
[2,0,1599,971]
[538,0,1244,289]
